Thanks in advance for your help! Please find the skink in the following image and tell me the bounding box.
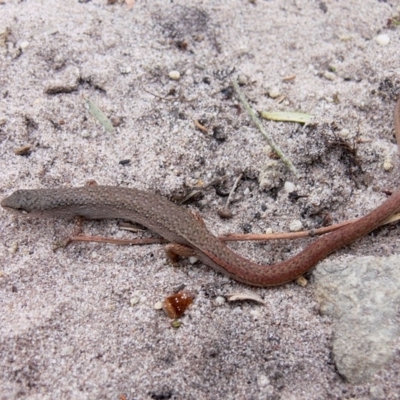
[2,99,400,287]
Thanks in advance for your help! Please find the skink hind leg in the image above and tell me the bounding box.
[164,243,197,265]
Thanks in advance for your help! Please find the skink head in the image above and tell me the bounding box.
[1,190,40,215]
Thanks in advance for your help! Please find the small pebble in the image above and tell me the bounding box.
[19,40,30,50]
[14,145,32,156]
[323,71,336,81]
[250,309,261,320]
[289,220,303,232]
[296,276,308,287]
[268,87,280,98]
[9,242,19,254]
[215,296,226,306]
[60,345,75,356]
[119,65,131,74]
[338,128,350,138]
[375,34,390,46]
[91,251,98,259]
[218,208,233,219]
[53,54,65,69]
[383,159,393,172]
[339,35,352,42]
[259,160,282,190]
[189,256,198,264]
[284,181,295,193]
[237,74,248,85]
[258,375,270,387]
[169,70,181,80]
[130,297,140,307]
[154,301,163,310]
[243,187,250,196]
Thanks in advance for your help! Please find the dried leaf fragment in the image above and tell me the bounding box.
[162,290,195,319]
[86,98,116,133]
[226,292,266,305]
[14,145,32,156]
[260,110,313,124]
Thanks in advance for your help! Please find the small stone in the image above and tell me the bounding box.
[19,41,30,50]
[268,87,280,98]
[169,70,181,80]
[237,74,248,86]
[130,297,139,306]
[119,65,131,74]
[243,187,250,196]
[338,128,350,138]
[53,54,65,69]
[218,207,233,219]
[375,34,390,46]
[154,301,163,310]
[14,145,32,156]
[60,345,75,356]
[383,159,393,172]
[81,130,90,138]
[214,296,226,306]
[284,181,295,193]
[258,375,270,387]
[289,220,303,232]
[296,276,308,287]
[91,251,98,259]
[323,71,336,81]
[9,242,19,254]
[339,35,352,42]
[250,309,261,319]
[0,116,6,126]
[259,160,284,190]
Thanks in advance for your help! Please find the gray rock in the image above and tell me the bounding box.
[314,256,400,383]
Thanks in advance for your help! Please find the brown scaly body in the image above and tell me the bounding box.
[2,99,400,286]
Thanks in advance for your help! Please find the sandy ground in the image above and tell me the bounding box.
[1,0,400,399]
